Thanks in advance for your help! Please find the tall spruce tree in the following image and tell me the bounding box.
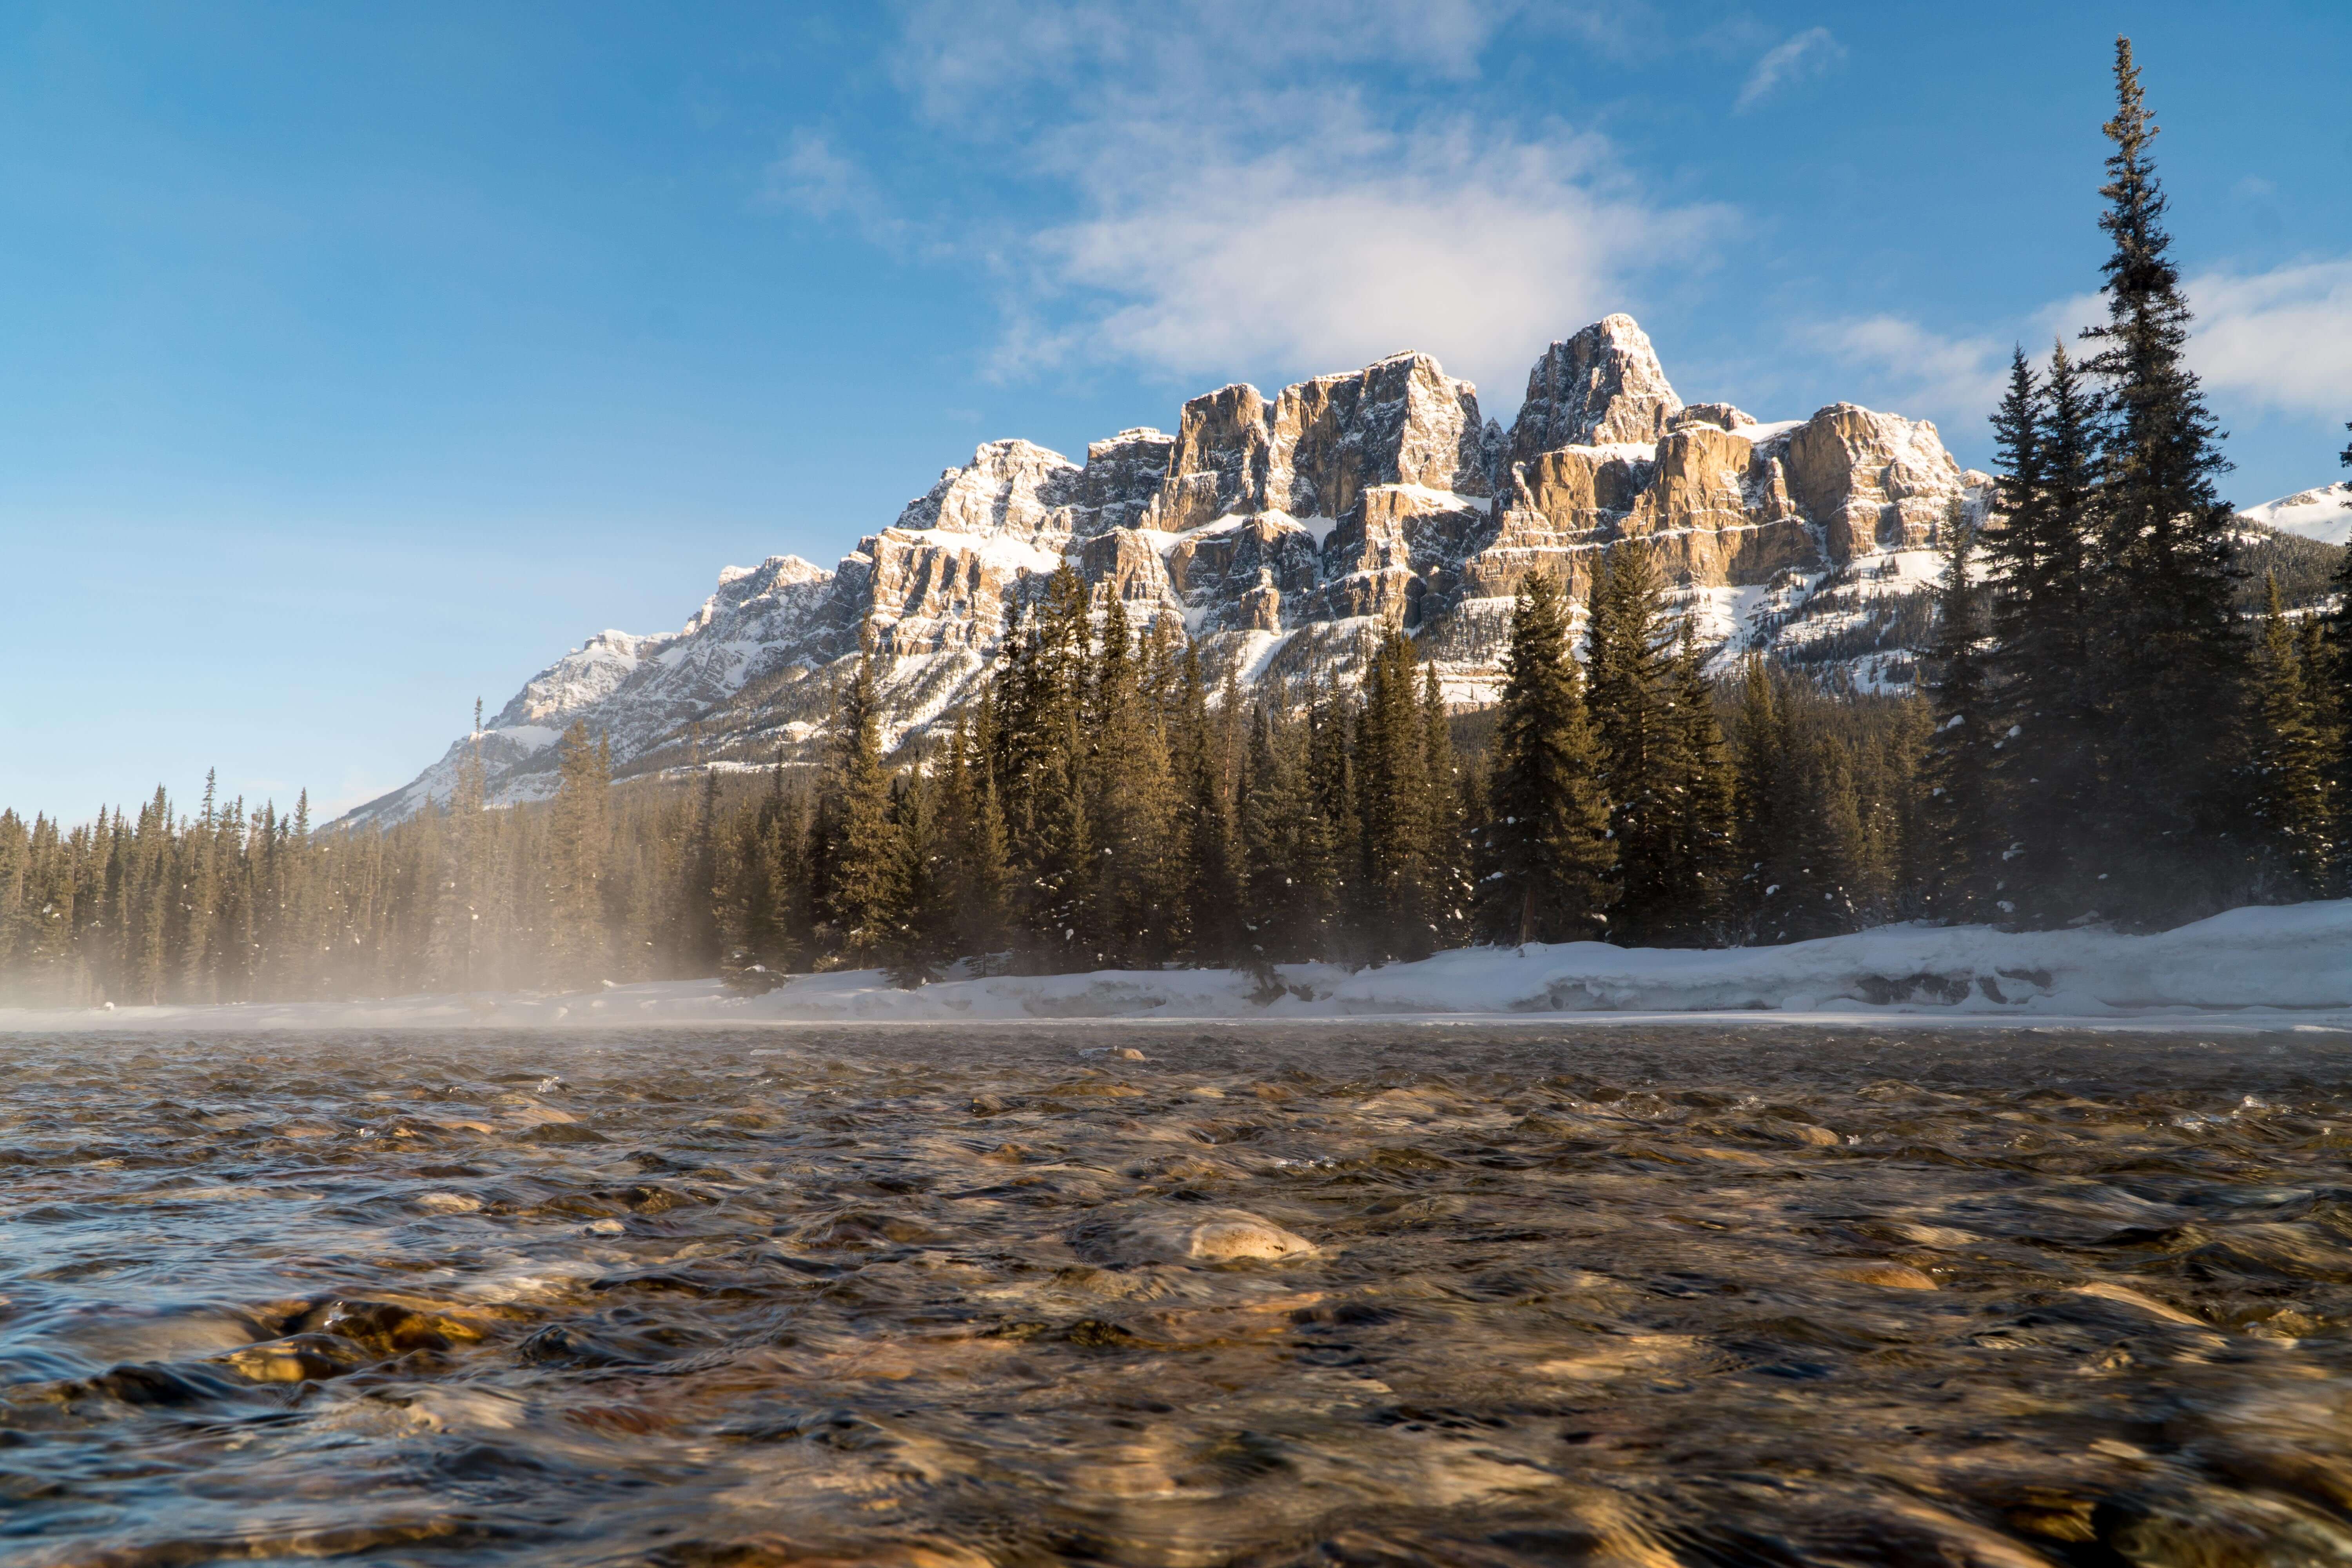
[1585,548,1721,943]
[2245,575,2336,896]
[1305,684,1358,956]
[1657,623,1737,941]
[1085,601,1179,966]
[1983,345,2100,918]
[1479,576,1613,945]
[1000,567,1096,966]
[1921,515,2002,919]
[821,646,901,964]
[1174,646,1242,965]
[2078,37,2247,919]
[1420,664,1474,950]
[547,719,612,986]
[884,768,947,984]
[2324,422,2352,886]
[939,712,1012,962]
[1354,629,1437,962]
[1238,702,1335,965]
[1729,656,1783,938]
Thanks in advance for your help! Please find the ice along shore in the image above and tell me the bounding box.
[3,900,2348,1033]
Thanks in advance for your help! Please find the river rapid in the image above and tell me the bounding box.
[6,1022,2352,1566]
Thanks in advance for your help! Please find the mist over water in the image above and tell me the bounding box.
[7,1023,2352,1564]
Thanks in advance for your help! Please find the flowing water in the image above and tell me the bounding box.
[8,1023,2352,1566]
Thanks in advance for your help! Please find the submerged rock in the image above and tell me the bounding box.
[220,1334,365,1383]
[292,1298,473,1356]
[1086,1208,1319,1267]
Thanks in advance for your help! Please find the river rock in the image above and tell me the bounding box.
[1089,1207,1318,1266]
[1831,1262,1938,1290]
[221,1334,365,1383]
[292,1298,470,1356]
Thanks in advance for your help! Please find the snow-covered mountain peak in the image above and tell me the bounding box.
[2241,481,2352,547]
[339,313,2008,829]
[892,438,1085,551]
[490,628,674,733]
[1507,313,1683,462]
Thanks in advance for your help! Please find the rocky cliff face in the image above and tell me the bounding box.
[341,317,1996,826]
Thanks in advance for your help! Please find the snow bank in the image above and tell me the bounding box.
[5,902,2348,1033]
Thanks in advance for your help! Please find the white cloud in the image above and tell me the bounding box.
[871,0,1724,407]
[1806,315,2010,435]
[1018,117,1727,402]
[761,129,913,252]
[1734,27,1844,113]
[1811,254,2352,452]
[2185,259,2352,419]
[891,0,1515,122]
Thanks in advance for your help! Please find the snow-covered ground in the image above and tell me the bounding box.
[5,902,2348,1034]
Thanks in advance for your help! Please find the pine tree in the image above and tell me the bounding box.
[1656,623,1737,941]
[1981,345,2099,919]
[2078,37,2247,919]
[680,768,723,975]
[1237,703,1326,966]
[1420,664,1474,950]
[1174,646,1241,965]
[547,719,612,986]
[1354,629,1436,962]
[1478,576,1613,945]
[1586,547,1714,943]
[999,567,1097,967]
[427,705,489,991]
[1728,657,1783,938]
[2245,575,2336,895]
[1304,684,1357,956]
[2323,422,2352,887]
[1085,600,1179,966]
[1920,515,2001,919]
[884,767,948,984]
[939,712,1012,963]
[822,646,901,965]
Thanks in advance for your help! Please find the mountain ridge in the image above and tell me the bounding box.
[337,314,2331,830]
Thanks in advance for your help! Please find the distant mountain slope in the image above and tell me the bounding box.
[2241,481,2352,548]
[338,314,2018,827]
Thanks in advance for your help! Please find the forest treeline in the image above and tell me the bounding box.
[0,561,1929,1007]
[2,38,2348,1009]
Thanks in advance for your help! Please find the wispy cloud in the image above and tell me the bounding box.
[862,0,1725,406]
[760,129,914,252]
[1734,27,1844,113]
[1811,253,2352,451]
[1805,314,2010,436]
[2186,258,2352,419]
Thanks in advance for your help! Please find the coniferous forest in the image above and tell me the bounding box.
[4,40,2348,1009]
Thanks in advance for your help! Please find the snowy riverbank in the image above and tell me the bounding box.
[4,900,2348,1033]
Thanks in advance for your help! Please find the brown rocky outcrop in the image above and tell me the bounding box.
[1782,403,1972,559]
[1623,425,1820,586]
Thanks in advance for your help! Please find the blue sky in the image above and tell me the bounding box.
[2,0,2347,822]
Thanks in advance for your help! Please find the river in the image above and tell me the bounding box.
[5,1022,2352,1566]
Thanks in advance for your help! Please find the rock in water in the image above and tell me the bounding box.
[1830,1263,1938,1290]
[1089,1208,1318,1266]
[220,1334,365,1383]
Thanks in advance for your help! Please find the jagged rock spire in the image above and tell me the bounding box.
[1505,314,1683,465]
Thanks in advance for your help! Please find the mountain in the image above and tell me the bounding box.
[341,314,2000,826]
[2241,481,2352,548]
